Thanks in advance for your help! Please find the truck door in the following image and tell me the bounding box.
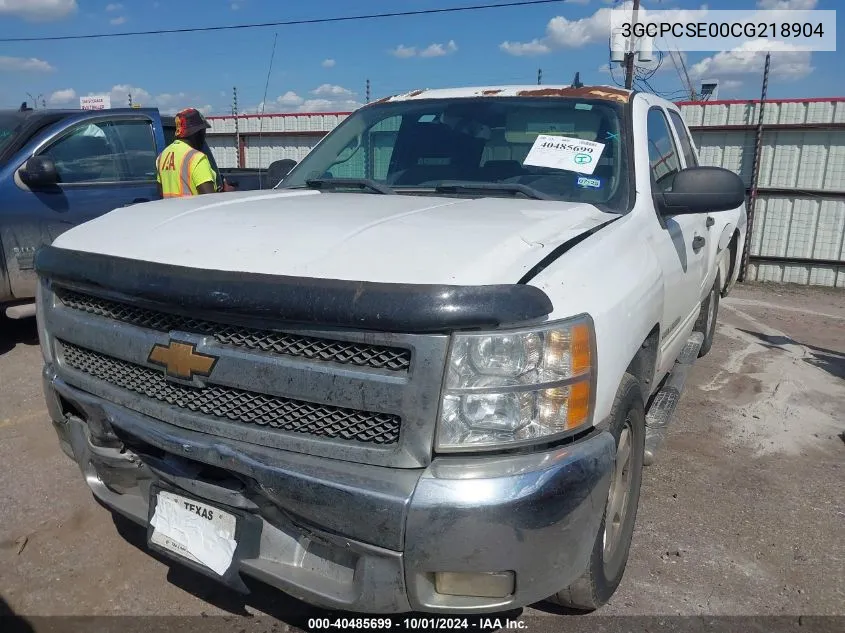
[643,103,708,354]
[0,113,160,299]
[666,108,712,298]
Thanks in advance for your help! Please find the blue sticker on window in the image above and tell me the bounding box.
[576,176,602,189]
[575,103,593,110]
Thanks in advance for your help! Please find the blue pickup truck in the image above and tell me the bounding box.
[0,106,271,319]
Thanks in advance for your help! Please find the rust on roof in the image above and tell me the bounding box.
[481,89,503,95]
[516,86,630,103]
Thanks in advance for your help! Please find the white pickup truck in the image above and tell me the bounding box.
[35,85,747,614]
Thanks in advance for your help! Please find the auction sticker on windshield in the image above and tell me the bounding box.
[150,490,237,576]
[523,134,606,175]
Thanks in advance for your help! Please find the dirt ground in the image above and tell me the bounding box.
[0,282,843,630]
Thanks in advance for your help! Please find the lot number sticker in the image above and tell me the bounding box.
[523,134,606,175]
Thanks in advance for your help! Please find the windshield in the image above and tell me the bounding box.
[280,97,630,211]
[0,114,25,156]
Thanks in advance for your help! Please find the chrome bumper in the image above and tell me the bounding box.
[44,365,615,614]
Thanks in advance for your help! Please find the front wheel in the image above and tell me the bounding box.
[546,372,645,611]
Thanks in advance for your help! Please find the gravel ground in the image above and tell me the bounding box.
[0,282,843,632]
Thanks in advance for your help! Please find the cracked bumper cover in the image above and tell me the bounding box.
[44,366,614,614]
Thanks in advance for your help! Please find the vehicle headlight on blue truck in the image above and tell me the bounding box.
[437,315,596,450]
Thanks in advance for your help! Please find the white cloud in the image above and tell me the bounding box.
[105,2,122,11]
[689,39,813,81]
[48,88,76,104]
[391,40,458,59]
[499,40,551,56]
[110,16,126,25]
[389,44,417,59]
[0,56,55,72]
[276,91,305,107]
[321,58,336,68]
[500,3,627,55]
[0,0,77,21]
[74,85,209,114]
[250,85,362,114]
[419,40,458,58]
[300,84,362,112]
[756,0,816,8]
[501,2,712,56]
[311,84,354,98]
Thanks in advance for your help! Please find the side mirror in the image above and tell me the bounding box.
[20,156,59,188]
[656,166,745,216]
[266,159,298,188]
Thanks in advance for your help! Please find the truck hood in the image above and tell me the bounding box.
[52,189,615,285]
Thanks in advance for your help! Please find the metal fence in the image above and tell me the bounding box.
[206,97,845,288]
[678,98,845,288]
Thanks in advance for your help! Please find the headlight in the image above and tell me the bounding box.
[436,315,595,451]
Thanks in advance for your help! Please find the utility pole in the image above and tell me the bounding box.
[233,86,241,168]
[623,0,641,89]
[740,52,771,283]
[537,68,542,85]
[366,79,371,103]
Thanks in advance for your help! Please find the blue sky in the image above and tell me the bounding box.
[0,0,841,114]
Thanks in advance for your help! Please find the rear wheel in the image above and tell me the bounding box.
[694,270,721,357]
[546,372,645,611]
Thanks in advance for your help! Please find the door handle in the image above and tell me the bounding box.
[705,216,715,229]
[692,235,706,252]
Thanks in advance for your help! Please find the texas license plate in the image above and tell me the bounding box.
[149,489,238,576]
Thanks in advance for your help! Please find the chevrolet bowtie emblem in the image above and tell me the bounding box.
[148,340,217,380]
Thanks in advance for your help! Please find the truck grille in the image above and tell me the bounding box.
[55,288,412,372]
[59,341,401,445]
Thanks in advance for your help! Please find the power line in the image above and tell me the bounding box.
[0,0,570,43]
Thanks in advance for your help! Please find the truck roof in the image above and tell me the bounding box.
[0,107,159,120]
[369,84,634,106]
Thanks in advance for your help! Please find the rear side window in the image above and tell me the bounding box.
[668,110,699,168]
[646,109,682,192]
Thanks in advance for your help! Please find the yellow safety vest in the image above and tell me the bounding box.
[156,140,217,198]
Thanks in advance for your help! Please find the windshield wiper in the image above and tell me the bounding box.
[434,181,553,201]
[305,178,395,195]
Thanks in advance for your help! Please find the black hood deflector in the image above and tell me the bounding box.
[35,245,554,333]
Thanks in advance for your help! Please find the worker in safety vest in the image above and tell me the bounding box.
[156,108,218,197]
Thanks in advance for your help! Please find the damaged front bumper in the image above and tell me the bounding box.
[44,365,614,614]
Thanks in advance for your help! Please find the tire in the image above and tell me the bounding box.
[546,372,646,611]
[693,269,721,358]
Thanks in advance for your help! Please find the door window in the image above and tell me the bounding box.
[668,110,699,168]
[111,119,158,181]
[39,118,156,184]
[646,108,682,192]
